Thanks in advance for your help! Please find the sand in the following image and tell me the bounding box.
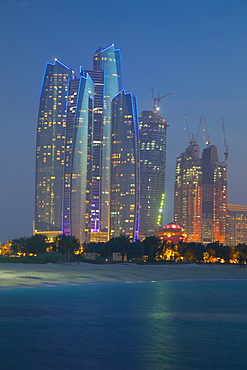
[0,262,246,288]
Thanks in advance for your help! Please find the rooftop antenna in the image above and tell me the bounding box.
[151,89,174,111]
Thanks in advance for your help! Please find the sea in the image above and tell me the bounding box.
[0,280,246,370]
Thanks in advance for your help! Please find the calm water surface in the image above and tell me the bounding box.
[0,280,246,370]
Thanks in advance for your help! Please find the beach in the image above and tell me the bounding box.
[0,262,246,288]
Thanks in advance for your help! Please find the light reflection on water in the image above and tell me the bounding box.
[0,280,247,370]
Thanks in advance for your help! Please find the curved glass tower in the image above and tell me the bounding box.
[93,45,122,235]
[110,90,140,241]
[35,60,73,236]
[35,46,135,243]
[62,77,80,236]
[70,74,94,242]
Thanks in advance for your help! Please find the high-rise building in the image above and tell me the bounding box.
[174,143,202,242]
[226,204,247,246]
[35,60,73,238]
[91,45,122,236]
[139,110,168,238]
[110,90,140,241]
[84,69,104,239]
[201,146,227,243]
[62,77,80,237]
[174,144,227,243]
[61,69,94,243]
[69,73,94,242]
[35,45,138,243]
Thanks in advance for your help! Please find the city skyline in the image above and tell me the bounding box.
[1,0,247,242]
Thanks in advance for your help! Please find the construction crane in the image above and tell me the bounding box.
[203,118,210,146]
[184,114,196,145]
[222,117,229,170]
[151,89,174,111]
[196,115,203,144]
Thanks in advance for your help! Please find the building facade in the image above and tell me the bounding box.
[110,90,140,241]
[139,110,168,238]
[84,69,104,239]
[69,73,94,242]
[35,60,73,238]
[62,77,80,236]
[226,204,247,246]
[91,45,122,236]
[174,144,227,243]
[174,144,202,242]
[201,146,227,243]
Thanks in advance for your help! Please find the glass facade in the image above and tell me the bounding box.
[35,60,73,233]
[93,45,122,234]
[70,74,94,243]
[62,77,80,236]
[110,90,140,241]
[85,69,104,235]
[139,111,168,238]
[35,46,138,243]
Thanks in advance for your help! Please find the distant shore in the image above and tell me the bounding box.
[0,262,246,288]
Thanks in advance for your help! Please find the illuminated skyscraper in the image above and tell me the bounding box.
[174,143,202,242]
[84,69,104,238]
[35,60,73,237]
[92,45,122,235]
[201,146,227,243]
[110,90,140,241]
[35,46,137,243]
[62,77,80,236]
[174,144,227,243]
[67,72,94,242]
[139,110,168,238]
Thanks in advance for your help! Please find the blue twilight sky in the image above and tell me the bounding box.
[0,0,246,242]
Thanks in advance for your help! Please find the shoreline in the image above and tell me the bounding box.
[0,262,247,289]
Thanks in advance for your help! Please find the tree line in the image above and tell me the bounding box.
[1,234,246,265]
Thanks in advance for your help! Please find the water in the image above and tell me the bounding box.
[0,280,246,370]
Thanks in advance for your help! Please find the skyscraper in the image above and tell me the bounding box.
[174,143,227,243]
[174,143,202,242]
[110,90,140,241]
[139,110,168,238]
[35,45,138,243]
[92,45,122,236]
[201,146,227,243]
[69,73,94,242]
[35,60,73,238]
[84,69,104,238]
[62,77,80,236]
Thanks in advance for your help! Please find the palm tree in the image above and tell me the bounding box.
[115,234,131,263]
[57,235,80,264]
[142,236,160,261]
